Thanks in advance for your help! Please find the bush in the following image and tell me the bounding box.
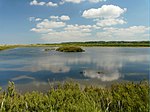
[0,81,149,112]
[56,46,85,52]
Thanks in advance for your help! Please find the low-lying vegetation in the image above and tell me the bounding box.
[0,41,149,52]
[0,81,149,112]
[56,46,85,52]
[0,45,16,51]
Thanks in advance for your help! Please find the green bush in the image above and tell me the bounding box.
[56,46,85,52]
[0,81,149,112]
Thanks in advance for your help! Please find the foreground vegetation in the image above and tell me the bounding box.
[0,81,149,112]
[56,46,85,52]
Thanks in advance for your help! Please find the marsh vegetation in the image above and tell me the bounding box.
[0,81,149,112]
[56,46,85,52]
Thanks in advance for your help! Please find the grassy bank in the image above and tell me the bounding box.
[0,81,149,112]
[0,41,149,52]
[0,45,17,51]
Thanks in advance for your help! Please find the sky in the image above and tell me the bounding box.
[0,0,149,44]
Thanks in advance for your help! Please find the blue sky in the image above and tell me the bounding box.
[0,0,149,44]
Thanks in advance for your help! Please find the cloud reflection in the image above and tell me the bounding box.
[83,69,121,81]
[0,47,149,83]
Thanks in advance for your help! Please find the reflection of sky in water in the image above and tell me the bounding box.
[0,47,149,89]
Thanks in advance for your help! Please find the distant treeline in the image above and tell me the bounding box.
[41,41,150,47]
[62,41,150,44]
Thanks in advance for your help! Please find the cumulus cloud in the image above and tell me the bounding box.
[36,19,66,29]
[60,0,107,4]
[39,24,103,42]
[49,15,70,21]
[50,16,59,20]
[35,18,42,21]
[30,0,45,6]
[41,31,91,43]
[88,0,107,3]
[96,26,149,41]
[30,0,58,7]
[82,5,127,19]
[60,15,70,21]
[46,2,58,7]
[30,17,98,42]
[30,28,53,33]
[96,18,126,26]
[82,5,127,27]
[60,0,84,4]
[30,11,149,42]
[64,24,92,32]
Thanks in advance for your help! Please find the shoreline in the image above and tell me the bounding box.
[0,43,150,51]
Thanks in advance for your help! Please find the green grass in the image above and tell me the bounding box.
[0,81,149,112]
[0,45,16,51]
[56,46,85,52]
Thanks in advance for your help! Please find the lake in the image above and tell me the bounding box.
[0,47,149,92]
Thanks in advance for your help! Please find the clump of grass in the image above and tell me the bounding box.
[0,81,149,112]
[44,48,55,51]
[56,46,85,52]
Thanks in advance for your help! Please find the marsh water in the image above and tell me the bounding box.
[0,47,149,92]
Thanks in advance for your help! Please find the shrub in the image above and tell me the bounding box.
[56,46,85,52]
[0,81,149,112]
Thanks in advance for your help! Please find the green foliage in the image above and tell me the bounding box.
[56,46,85,52]
[0,81,149,112]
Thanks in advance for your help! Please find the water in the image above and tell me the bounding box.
[0,47,149,92]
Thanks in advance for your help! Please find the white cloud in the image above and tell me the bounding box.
[40,24,93,42]
[64,24,92,32]
[46,2,58,7]
[35,18,42,21]
[83,69,121,81]
[30,0,58,7]
[30,0,45,6]
[96,18,126,27]
[36,19,66,29]
[60,15,70,21]
[96,26,149,41]
[41,30,91,43]
[49,15,70,21]
[50,16,59,20]
[61,0,84,4]
[30,28,53,33]
[29,17,42,22]
[60,0,107,4]
[88,0,107,3]
[82,5,127,19]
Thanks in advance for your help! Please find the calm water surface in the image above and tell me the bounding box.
[0,47,149,92]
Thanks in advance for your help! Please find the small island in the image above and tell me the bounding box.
[56,46,85,52]
[44,48,55,51]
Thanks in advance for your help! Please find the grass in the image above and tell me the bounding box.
[0,81,149,112]
[56,46,85,52]
[0,45,17,51]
